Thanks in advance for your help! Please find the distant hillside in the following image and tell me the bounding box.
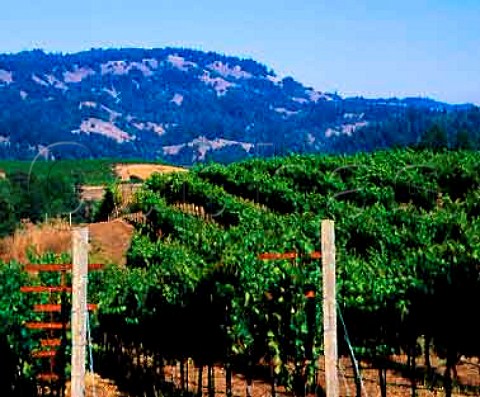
[0,48,479,164]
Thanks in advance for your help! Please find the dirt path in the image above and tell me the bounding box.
[89,219,134,266]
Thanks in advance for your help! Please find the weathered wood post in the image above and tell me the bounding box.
[71,227,88,397]
[321,220,338,397]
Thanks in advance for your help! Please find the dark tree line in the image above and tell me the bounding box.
[0,170,86,237]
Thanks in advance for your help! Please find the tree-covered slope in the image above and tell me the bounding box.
[1,48,479,164]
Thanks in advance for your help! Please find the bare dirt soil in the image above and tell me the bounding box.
[89,219,134,266]
[80,185,107,201]
[38,352,480,397]
[64,373,125,397]
[161,354,479,397]
[80,183,142,203]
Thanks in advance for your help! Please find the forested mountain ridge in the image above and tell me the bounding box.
[0,47,479,164]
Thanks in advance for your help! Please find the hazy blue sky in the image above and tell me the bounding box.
[1,0,479,104]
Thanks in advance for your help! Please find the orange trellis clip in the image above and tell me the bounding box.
[258,251,321,260]
[20,262,103,390]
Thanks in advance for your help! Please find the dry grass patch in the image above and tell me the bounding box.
[0,219,134,266]
[0,219,71,263]
[114,163,186,182]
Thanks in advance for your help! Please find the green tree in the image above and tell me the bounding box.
[454,129,473,150]
[0,196,16,237]
[420,124,448,150]
[8,171,46,222]
[94,187,116,222]
[0,181,16,236]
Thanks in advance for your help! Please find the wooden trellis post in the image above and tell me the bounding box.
[321,220,338,397]
[258,219,338,397]
[20,227,102,397]
[71,227,88,397]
